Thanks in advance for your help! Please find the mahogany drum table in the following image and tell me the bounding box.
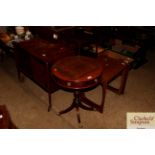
[51,55,103,123]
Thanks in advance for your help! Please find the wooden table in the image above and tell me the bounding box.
[13,38,77,111]
[51,55,103,123]
[97,50,134,111]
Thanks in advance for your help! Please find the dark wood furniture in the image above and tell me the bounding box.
[0,105,17,129]
[30,26,96,54]
[51,56,103,123]
[29,26,152,69]
[97,50,134,110]
[13,38,77,111]
[29,26,76,43]
[13,27,134,118]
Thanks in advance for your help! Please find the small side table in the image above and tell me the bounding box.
[51,56,103,123]
[0,105,17,129]
[97,50,134,111]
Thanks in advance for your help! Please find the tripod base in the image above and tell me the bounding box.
[58,91,102,123]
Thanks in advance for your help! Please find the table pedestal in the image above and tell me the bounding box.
[52,56,103,123]
[58,91,103,123]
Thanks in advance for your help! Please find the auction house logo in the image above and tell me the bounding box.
[127,113,155,129]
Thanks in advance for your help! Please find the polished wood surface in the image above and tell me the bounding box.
[16,38,76,63]
[97,50,133,85]
[14,38,77,111]
[52,56,103,123]
[52,56,103,89]
[13,35,133,117]
[96,50,134,112]
[0,105,17,129]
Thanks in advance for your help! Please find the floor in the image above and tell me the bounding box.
[0,49,155,128]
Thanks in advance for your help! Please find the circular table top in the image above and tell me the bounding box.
[51,55,103,89]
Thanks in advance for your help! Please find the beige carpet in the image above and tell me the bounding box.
[0,49,155,128]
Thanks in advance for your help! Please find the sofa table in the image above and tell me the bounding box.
[97,50,134,111]
[13,38,76,111]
